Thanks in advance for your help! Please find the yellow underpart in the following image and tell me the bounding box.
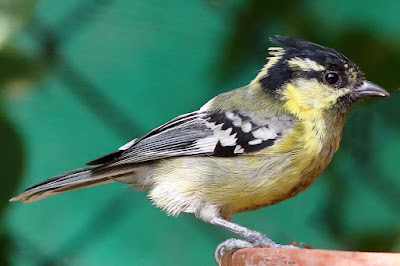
[283,79,349,112]
[150,113,340,216]
[281,80,347,153]
[288,57,326,71]
[150,77,349,216]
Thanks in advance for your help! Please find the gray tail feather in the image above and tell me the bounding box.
[10,165,135,203]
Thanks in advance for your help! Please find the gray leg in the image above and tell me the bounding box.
[209,217,298,264]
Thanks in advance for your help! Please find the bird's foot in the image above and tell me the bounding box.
[214,238,253,264]
[214,233,299,264]
[247,231,299,249]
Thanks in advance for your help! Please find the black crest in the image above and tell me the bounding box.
[270,35,353,68]
[260,36,360,94]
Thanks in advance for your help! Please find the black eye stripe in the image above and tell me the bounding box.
[260,61,325,93]
[260,57,356,95]
[259,61,294,93]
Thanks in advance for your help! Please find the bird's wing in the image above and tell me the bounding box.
[86,110,293,166]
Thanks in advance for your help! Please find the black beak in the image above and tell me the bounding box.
[353,81,390,98]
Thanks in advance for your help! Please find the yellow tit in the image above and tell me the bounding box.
[11,36,389,263]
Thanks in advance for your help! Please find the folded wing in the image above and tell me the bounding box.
[88,110,293,167]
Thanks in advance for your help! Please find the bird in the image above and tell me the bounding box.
[10,36,389,263]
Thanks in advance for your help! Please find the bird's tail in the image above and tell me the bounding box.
[10,165,135,203]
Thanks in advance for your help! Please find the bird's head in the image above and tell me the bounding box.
[253,36,389,116]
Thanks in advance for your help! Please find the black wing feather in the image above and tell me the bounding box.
[86,110,292,166]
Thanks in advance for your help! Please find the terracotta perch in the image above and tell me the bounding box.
[220,247,400,266]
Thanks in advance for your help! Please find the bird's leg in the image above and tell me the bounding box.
[209,216,298,263]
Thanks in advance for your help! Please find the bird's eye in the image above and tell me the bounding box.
[324,72,340,85]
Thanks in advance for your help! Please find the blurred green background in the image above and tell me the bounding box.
[1,0,400,265]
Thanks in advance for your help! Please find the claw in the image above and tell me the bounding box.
[214,238,253,264]
[208,217,300,264]
[214,236,299,264]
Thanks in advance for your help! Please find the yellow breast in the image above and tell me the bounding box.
[149,109,346,218]
[211,113,345,215]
